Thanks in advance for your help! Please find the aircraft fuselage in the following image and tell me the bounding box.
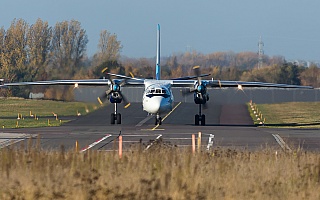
[142,80,174,115]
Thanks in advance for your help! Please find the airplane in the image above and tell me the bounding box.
[2,24,313,126]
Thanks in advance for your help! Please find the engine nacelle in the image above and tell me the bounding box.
[194,92,209,104]
[109,92,123,103]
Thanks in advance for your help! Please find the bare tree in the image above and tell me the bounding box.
[50,20,88,78]
[94,30,122,66]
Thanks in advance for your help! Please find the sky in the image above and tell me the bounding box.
[1,0,320,61]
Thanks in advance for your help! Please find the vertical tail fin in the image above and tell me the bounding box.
[156,24,161,80]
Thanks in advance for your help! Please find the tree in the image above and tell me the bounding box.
[276,62,301,85]
[98,30,122,62]
[27,18,52,81]
[0,19,29,82]
[50,20,88,79]
[300,65,320,87]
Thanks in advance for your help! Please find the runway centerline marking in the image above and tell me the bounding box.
[152,102,182,131]
[136,115,153,127]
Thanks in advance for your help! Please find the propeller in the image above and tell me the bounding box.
[181,66,209,109]
[97,67,131,108]
[181,66,206,96]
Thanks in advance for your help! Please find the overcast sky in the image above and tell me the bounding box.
[1,0,320,61]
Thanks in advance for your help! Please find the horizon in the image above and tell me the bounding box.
[1,0,320,62]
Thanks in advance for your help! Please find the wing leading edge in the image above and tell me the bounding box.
[204,80,313,89]
[4,78,313,89]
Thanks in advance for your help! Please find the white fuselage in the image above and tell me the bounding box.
[142,80,174,114]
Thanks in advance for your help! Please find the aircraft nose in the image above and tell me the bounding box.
[147,97,162,113]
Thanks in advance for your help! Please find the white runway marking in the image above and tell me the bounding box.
[145,134,162,151]
[136,115,153,127]
[80,134,112,152]
[272,134,292,152]
[0,133,34,149]
[206,134,215,151]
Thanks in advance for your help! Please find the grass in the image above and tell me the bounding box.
[0,143,320,200]
[0,98,98,128]
[249,102,320,128]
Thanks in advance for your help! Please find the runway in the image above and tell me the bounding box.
[1,102,320,152]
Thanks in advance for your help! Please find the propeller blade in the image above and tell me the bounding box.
[101,67,108,73]
[203,102,208,110]
[193,65,202,84]
[97,90,110,105]
[119,79,127,87]
[118,91,131,108]
[181,88,194,96]
[106,89,112,95]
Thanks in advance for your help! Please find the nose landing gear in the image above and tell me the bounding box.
[155,113,162,125]
[195,104,205,126]
[111,103,122,124]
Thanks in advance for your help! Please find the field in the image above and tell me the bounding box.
[249,102,320,128]
[1,100,320,199]
[1,143,320,200]
[0,98,98,128]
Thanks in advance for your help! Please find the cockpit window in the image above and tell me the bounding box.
[148,88,166,94]
[146,87,169,98]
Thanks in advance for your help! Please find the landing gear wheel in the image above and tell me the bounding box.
[201,114,206,126]
[116,113,121,124]
[155,117,162,125]
[195,114,199,125]
[111,113,115,124]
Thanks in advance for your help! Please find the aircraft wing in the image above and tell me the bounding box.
[204,80,313,89]
[169,79,313,89]
[4,78,145,87]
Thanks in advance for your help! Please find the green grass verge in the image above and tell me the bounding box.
[249,102,320,128]
[0,98,98,128]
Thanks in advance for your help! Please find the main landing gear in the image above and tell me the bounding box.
[111,103,121,124]
[155,113,162,125]
[195,104,205,126]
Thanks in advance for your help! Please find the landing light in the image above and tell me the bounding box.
[74,83,79,88]
[237,84,243,90]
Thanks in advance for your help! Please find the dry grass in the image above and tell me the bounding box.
[1,143,320,200]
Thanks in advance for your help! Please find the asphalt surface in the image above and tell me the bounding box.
[1,102,320,152]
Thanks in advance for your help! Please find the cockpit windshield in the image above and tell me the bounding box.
[146,87,169,97]
[148,88,166,94]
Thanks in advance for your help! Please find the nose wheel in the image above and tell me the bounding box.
[111,103,122,124]
[155,113,162,125]
[195,104,205,126]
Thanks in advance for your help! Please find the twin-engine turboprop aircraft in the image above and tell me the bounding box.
[2,24,313,125]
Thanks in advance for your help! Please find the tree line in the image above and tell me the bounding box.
[1,18,319,100]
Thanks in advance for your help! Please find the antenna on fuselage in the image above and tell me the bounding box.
[156,24,161,80]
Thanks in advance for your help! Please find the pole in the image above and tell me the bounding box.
[119,135,123,159]
[192,134,195,154]
[197,131,202,152]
